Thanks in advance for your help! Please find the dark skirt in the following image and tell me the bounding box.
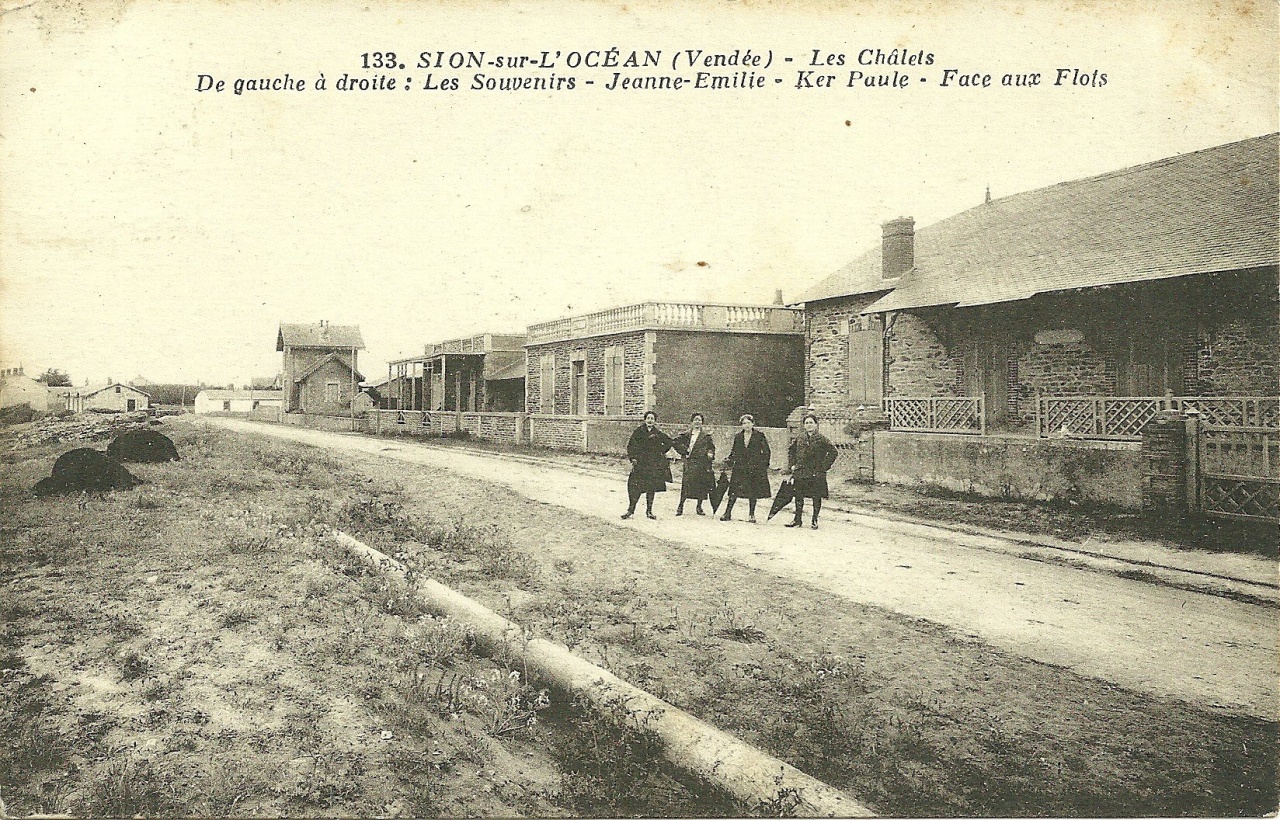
[680,461,716,500]
[728,467,772,499]
[793,473,830,499]
[628,463,670,495]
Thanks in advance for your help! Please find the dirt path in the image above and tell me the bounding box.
[213,419,1279,721]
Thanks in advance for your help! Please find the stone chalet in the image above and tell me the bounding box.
[386,333,526,413]
[277,321,365,414]
[524,302,805,428]
[794,133,1279,438]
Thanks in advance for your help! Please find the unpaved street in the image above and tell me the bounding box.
[213,419,1279,720]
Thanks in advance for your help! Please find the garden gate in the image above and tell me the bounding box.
[1193,421,1279,523]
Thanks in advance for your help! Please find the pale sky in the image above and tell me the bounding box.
[1,0,1276,386]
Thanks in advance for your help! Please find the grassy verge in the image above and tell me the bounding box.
[0,421,741,817]
[320,428,1277,816]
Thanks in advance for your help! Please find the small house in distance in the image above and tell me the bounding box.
[59,382,151,413]
[0,367,49,413]
[386,333,526,412]
[193,389,284,415]
[277,321,365,414]
[524,302,804,427]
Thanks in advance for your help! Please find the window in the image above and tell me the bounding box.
[325,381,340,403]
[571,359,586,416]
[539,355,555,413]
[604,345,624,416]
[115,386,121,394]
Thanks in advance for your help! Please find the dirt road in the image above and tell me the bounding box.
[212,419,1278,720]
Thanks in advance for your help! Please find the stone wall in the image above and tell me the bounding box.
[805,293,886,415]
[1192,317,1279,396]
[870,431,1144,508]
[529,414,588,449]
[525,331,647,416]
[1012,331,1117,424]
[886,311,962,398]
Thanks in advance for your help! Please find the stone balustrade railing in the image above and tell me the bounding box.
[527,302,803,345]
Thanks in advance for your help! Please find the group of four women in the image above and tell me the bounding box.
[621,410,838,529]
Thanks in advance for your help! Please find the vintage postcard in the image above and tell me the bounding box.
[1,0,1276,817]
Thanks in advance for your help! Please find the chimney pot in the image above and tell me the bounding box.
[881,216,914,279]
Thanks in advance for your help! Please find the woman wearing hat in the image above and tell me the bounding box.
[622,410,675,520]
[672,412,716,516]
[784,412,838,529]
[720,413,772,523]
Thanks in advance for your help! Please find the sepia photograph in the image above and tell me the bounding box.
[1,0,1277,816]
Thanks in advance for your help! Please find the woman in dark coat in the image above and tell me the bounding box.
[622,410,675,520]
[672,412,715,516]
[785,412,838,529]
[720,413,771,523]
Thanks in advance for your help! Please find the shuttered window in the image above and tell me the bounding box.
[604,345,624,416]
[540,355,555,413]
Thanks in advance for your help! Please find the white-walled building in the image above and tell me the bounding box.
[193,389,284,415]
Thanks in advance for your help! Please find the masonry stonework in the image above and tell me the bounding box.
[805,294,886,416]
[1193,317,1279,396]
[525,332,647,416]
[1013,332,1118,424]
[886,311,962,398]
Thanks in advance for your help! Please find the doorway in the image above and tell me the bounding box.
[964,338,1009,426]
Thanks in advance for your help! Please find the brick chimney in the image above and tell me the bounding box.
[881,217,915,279]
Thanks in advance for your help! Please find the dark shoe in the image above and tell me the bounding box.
[811,522,819,530]
[719,513,731,521]
[748,515,757,523]
[675,508,684,516]
[785,520,802,528]
[621,511,633,520]
[696,507,705,516]
[646,512,657,520]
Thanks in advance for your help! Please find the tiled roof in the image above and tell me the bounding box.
[75,383,152,398]
[277,323,365,350]
[293,351,365,383]
[796,133,1279,310]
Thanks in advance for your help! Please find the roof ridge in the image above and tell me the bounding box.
[981,132,1278,210]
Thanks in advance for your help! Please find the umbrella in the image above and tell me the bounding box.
[768,478,795,521]
[709,471,729,513]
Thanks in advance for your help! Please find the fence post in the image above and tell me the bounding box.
[1034,389,1042,438]
[1184,412,1200,517]
[979,397,986,436]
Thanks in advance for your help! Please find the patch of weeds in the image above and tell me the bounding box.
[289,750,366,810]
[108,613,146,640]
[6,720,73,773]
[398,615,476,669]
[335,493,410,534]
[1115,568,1162,584]
[218,603,256,628]
[547,693,739,817]
[753,774,804,818]
[132,489,164,510]
[226,532,273,555]
[553,558,575,574]
[710,600,766,644]
[197,761,269,816]
[362,573,428,619]
[386,746,446,815]
[82,755,174,818]
[117,649,152,682]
